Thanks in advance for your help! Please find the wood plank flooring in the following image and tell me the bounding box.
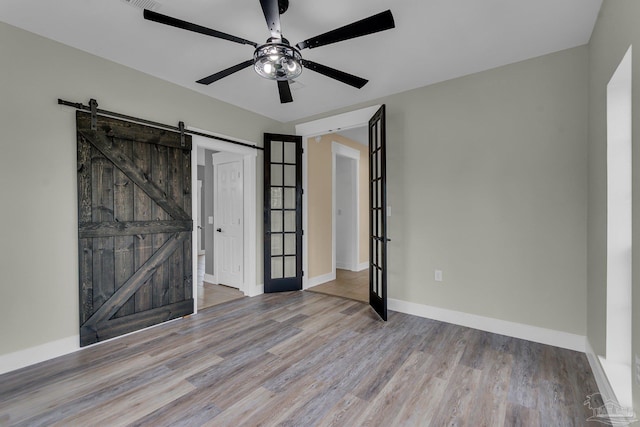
[0,291,600,426]
[307,269,368,302]
[197,282,245,310]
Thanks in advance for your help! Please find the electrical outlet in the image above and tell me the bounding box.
[435,270,443,282]
[635,354,640,386]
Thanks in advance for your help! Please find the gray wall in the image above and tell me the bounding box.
[291,45,590,335]
[587,0,640,413]
[0,21,283,356]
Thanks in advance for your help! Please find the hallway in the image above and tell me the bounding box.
[307,269,368,303]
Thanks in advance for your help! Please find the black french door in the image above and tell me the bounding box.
[263,133,303,292]
[369,105,388,320]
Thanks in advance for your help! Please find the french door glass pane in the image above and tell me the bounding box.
[271,257,283,279]
[271,188,282,209]
[284,256,296,277]
[284,165,296,186]
[284,234,296,255]
[284,211,296,232]
[271,141,283,162]
[271,234,283,256]
[284,142,296,163]
[271,210,283,232]
[271,164,283,186]
[284,188,296,209]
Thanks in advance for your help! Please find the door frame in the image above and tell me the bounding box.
[332,142,360,272]
[190,128,258,314]
[297,105,381,290]
[212,151,245,289]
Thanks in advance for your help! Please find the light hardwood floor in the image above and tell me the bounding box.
[307,269,369,302]
[0,292,600,426]
[197,282,245,310]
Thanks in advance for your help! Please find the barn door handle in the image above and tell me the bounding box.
[216,228,222,232]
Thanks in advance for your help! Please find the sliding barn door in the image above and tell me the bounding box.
[263,133,303,292]
[77,111,193,346]
[369,105,388,320]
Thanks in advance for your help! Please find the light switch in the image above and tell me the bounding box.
[387,206,391,217]
[208,216,214,224]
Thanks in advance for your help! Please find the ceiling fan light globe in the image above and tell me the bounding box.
[286,60,298,73]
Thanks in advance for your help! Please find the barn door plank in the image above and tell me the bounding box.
[151,144,170,309]
[77,136,93,325]
[78,220,192,238]
[91,146,115,311]
[133,140,154,313]
[77,111,193,346]
[168,146,184,304]
[113,137,135,318]
[78,129,190,221]
[182,148,193,301]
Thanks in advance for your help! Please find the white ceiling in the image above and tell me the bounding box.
[0,0,602,123]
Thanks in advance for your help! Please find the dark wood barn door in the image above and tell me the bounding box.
[77,111,193,346]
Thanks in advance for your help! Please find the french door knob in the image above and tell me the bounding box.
[216,228,222,232]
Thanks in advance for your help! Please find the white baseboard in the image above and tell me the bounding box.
[304,272,336,289]
[336,262,352,271]
[203,273,216,284]
[585,339,619,402]
[387,298,586,352]
[0,335,79,375]
[336,262,368,272]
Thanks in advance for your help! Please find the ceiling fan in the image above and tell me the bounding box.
[143,0,395,103]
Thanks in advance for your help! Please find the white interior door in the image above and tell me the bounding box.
[213,153,244,289]
[197,180,203,253]
[335,155,358,271]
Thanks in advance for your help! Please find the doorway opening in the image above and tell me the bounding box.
[601,45,633,408]
[300,115,375,303]
[192,130,258,312]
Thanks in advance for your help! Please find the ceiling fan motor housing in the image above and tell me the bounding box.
[278,0,289,14]
[254,38,302,81]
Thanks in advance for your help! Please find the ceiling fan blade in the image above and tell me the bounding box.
[277,80,293,103]
[259,0,282,39]
[301,60,368,89]
[296,10,394,50]
[143,9,257,47]
[196,59,255,85]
